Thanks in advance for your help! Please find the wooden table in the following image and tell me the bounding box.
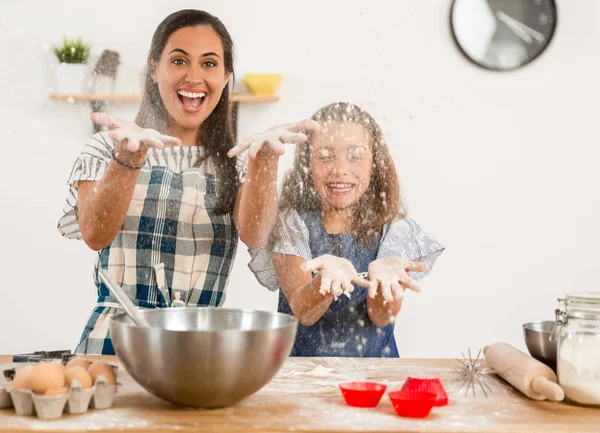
[0,356,598,432]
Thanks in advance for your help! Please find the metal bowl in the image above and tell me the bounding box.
[110,307,297,408]
[522,321,558,371]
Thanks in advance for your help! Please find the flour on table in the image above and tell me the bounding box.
[281,365,334,377]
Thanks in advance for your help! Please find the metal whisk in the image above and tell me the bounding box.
[454,348,495,397]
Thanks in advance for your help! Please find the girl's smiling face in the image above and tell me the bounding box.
[310,121,373,210]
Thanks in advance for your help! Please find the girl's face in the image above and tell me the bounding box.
[310,122,373,210]
[151,25,230,132]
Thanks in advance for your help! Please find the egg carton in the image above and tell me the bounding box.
[0,371,118,420]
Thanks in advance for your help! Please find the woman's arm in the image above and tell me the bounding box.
[77,158,145,250]
[78,113,179,250]
[230,120,320,248]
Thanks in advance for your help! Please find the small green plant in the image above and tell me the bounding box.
[53,36,91,64]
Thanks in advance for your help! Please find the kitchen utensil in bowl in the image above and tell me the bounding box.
[338,382,387,407]
[109,307,297,408]
[522,321,557,371]
[99,269,149,328]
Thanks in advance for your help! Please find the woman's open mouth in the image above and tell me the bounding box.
[177,90,206,113]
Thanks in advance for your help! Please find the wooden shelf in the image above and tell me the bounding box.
[231,94,279,103]
[48,93,279,103]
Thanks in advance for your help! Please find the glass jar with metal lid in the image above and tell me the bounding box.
[555,292,600,406]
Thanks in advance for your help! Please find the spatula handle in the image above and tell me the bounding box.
[99,269,149,328]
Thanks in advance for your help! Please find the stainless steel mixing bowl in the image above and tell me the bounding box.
[110,307,297,408]
[522,320,558,371]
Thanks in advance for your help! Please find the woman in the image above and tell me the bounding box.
[57,9,318,354]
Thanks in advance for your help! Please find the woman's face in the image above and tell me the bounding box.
[310,121,373,210]
[151,25,230,132]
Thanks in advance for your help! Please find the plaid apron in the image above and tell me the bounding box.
[58,133,246,354]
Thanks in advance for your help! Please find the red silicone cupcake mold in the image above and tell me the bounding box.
[400,376,448,406]
[338,382,387,408]
[388,390,437,418]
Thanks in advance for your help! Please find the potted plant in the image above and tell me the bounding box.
[52,36,92,94]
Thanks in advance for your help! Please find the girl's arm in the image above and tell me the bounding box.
[271,253,334,326]
[271,253,371,326]
[365,257,428,327]
[366,289,403,327]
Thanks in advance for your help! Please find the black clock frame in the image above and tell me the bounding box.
[449,0,558,72]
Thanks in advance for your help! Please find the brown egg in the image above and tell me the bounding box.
[87,362,116,385]
[29,363,66,394]
[65,357,91,371]
[65,366,93,389]
[12,366,35,391]
[44,387,68,396]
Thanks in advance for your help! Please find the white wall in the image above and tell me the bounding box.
[1,0,598,358]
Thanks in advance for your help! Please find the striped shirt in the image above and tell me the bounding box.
[58,132,247,354]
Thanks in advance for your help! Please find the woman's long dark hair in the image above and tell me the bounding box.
[135,9,238,215]
[276,102,406,246]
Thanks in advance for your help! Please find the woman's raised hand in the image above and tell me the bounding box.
[91,113,181,153]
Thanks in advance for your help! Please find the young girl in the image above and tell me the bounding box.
[57,9,317,354]
[249,102,444,357]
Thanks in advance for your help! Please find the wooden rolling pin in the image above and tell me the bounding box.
[483,342,564,402]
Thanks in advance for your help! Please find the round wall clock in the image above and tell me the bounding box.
[451,0,557,71]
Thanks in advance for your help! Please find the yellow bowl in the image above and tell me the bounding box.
[244,73,283,96]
